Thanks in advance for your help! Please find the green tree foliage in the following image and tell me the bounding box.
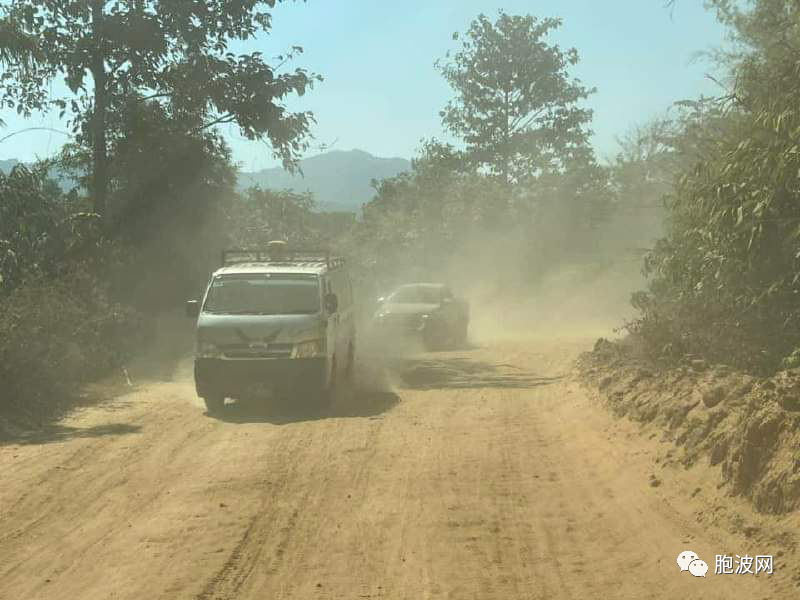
[0,164,142,416]
[630,0,800,372]
[0,164,101,292]
[230,187,317,247]
[0,272,143,417]
[227,185,355,251]
[0,17,40,72]
[96,100,239,311]
[0,0,319,215]
[437,11,595,184]
[0,17,41,126]
[0,165,62,291]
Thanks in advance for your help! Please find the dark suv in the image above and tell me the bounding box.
[373,283,469,350]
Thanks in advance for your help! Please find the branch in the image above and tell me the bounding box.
[193,113,237,133]
[510,106,548,131]
[135,92,173,103]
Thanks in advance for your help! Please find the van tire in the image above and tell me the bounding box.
[204,395,225,414]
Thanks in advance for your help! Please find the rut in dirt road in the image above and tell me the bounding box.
[0,340,791,599]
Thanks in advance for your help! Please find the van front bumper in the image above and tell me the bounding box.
[194,357,327,399]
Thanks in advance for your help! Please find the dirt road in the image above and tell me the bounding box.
[0,338,791,599]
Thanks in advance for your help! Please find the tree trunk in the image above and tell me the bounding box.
[90,0,108,218]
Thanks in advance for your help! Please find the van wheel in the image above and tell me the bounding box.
[204,395,225,414]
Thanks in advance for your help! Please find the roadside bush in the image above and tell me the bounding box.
[625,289,777,373]
[1,163,70,292]
[627,1,800,374]
[0,268,144,419]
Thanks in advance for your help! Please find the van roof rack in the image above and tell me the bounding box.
[221,246,345,269]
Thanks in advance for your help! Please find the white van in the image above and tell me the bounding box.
[186,242,356,413]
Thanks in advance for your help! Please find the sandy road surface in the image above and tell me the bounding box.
[0,338,790,599]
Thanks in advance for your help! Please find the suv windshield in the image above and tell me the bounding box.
[390,285,441,304]
[203,274,320,315]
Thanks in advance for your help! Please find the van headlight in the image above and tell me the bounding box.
[416,314,429,331]
[291,338,326,359]
[197,341,222,358]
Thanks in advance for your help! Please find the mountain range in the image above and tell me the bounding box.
[238,149,410,212]
[0,150,411,213]
[0,158,21,172]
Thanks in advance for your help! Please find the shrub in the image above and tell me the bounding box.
[0,268,144,418]
[627,2,800,373]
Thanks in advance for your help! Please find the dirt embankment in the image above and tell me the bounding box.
[578,338,800,515]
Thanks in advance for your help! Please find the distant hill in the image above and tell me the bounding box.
[0,159,21,173]
[0,158,77,191]
[238,149,411,213]
[1,149,411,213]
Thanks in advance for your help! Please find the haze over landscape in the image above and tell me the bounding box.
[5,1,800,598]
[1,150,412,212]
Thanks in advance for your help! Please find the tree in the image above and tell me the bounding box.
[230,187,318,248]
[437,11,595,184]
[0,1,319,217]
[411,138,467,176]
[93,98,240,310]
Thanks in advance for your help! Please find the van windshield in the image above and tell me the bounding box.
[203,274,320,315]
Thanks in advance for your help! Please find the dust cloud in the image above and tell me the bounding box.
[465,261,642,344]
[350,204,653,397]
[364,225,649,350]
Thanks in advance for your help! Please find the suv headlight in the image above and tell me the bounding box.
[291,338,326,359]
[416,314,429,331]
[197,340,222,358]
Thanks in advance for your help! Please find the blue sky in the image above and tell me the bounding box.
[0,1,728,170]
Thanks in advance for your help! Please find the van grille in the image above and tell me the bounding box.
[221,343,293,359]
